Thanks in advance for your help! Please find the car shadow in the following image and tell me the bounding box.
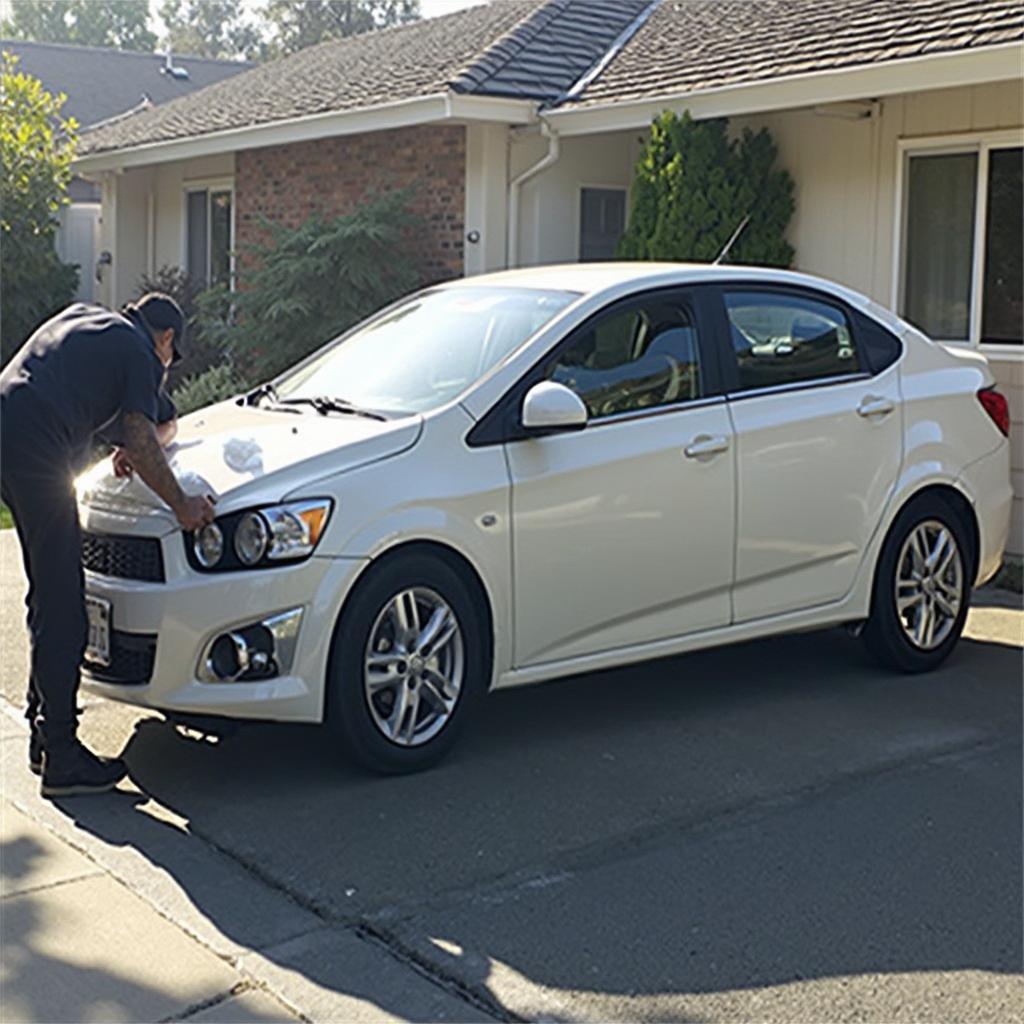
[50,624,1023,1020]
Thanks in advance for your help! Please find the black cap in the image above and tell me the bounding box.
[125,293,186,363]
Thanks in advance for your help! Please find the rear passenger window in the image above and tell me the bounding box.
[724,291,860,392]
[548,299,701,418]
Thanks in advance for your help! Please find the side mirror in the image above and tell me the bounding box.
[521,381,588,434]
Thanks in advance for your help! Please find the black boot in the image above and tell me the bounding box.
[40,739,128,798]
[29,719,43,776]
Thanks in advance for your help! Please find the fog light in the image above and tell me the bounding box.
[200,607,303,682]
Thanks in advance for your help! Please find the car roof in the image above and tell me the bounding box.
[443,262,903,330]
[445,262,856,299]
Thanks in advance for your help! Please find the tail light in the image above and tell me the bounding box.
[977,387,1010,437]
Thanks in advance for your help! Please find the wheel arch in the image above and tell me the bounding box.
[322,539,497,722]
[872,482,980,604]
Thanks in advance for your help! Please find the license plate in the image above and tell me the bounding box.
[85,595,111,667]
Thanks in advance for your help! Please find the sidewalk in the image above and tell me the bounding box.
[0,703,492,1024]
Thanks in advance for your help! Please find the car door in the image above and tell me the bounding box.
[503,288,735,667]
[710,284,903,622]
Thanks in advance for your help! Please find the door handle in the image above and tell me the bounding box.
[857,395,895,418]
[684,434,730,458]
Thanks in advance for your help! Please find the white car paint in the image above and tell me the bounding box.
[77,263,1012,727]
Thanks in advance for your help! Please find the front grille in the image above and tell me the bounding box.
[83,629,157,686]
[82,532,165,582]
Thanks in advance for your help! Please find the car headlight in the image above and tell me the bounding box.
[186,499,332,572]
[194,522,224,568]
[235,511,269,565]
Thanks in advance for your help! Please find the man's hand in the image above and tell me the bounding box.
[174,493,217,531]
[112,447,133,479]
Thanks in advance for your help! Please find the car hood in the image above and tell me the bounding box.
[77,399,422,522]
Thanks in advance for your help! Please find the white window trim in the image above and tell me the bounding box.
[182,177,235,289]
[576,182,629,261]
[892,128,1024,358]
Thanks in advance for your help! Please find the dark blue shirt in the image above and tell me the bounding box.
[1,304,168,463]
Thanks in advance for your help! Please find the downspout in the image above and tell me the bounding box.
[506,116,559,269]
[146,187,156,278]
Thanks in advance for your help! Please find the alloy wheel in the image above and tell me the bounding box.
[363,587,465,746]
[894,519,963,651]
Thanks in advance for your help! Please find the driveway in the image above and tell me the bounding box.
[1,529,1021,1021]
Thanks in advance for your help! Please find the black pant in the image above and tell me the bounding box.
[2,439,85,745]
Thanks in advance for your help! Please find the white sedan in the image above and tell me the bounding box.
[77,264,1013,773]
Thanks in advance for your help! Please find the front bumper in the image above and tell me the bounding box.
[79,516,367,722]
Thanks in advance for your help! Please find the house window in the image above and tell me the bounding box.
[186,187,233,287]
[899,136,1022,347]
[579,187,626,261]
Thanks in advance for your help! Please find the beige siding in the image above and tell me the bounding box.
[512,129,642,266]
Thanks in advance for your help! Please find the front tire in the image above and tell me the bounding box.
[863,497,972,673]
[326,552,488,773]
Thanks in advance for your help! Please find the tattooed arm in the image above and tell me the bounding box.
[122,412,215,529]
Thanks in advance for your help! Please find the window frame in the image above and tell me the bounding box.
[892,129,1023,356]
[182,178,235,290]
[466,285,725,447]
[702,282,884,399]
[577,183,629,262]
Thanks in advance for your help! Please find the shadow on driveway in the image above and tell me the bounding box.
[39,623,1023,1021]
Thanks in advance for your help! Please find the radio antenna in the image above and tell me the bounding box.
[713,213,750,265]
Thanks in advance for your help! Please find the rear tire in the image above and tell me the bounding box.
[326,552,488,773]
[862,496,972,673]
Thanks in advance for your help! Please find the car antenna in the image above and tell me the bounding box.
[713,213,751,265]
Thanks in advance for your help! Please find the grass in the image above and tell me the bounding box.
[991,555,1023,594]
[0,503,11,530]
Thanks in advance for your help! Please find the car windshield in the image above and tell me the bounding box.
[274,286,579,415]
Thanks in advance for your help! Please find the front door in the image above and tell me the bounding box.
[507,290,735,667]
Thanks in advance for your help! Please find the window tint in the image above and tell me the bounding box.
[548,299,701,418]
[903,153,977,340]
[981,147,1023,345]
[579,188,626,261]
[724,291,860,391]
[187,188,233,287]
[853,311,902,375]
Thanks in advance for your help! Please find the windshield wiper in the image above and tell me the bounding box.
[275,396,387,421]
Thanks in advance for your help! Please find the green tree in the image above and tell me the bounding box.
[197,191,420,380]
[259,0,420,59]
[1,52,79,364]
[157,0,262,60]
[618,111,795,267]
[1,1,157,51]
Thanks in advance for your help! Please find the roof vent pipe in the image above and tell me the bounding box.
[160,49,190,80]
[507,117,559,269]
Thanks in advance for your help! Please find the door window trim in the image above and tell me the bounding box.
[466,285,724,447]
[701,281,895,400]
[892,129,1023,355]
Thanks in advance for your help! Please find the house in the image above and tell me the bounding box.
[71,0,1023,554]
[1,38,252,300]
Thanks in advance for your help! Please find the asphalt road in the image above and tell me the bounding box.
[2,529,1022,1021]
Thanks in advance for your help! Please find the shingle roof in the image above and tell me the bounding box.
[560,0,1024,109]
[0,38,252,130]
[451,0,650,99]
[77,0,654,156]
[76,0,1021,159]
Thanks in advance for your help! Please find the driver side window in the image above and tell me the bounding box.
[548,299,701,419]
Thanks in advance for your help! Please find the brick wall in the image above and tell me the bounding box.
[235,124,465,284]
